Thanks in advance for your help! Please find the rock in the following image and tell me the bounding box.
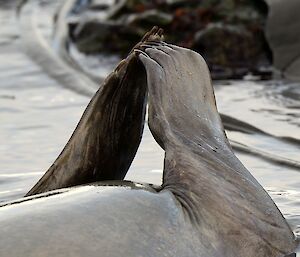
[192,23,270,78]
[90,0,112,10]
[265,0,300,81]
[70,9,172,55]
[125,10,173,28]
[70,21,140,54]
[64,0,273,78]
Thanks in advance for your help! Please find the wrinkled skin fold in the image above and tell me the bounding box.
[137,41,298,256]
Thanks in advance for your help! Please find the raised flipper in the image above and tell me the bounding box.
[137,42,298,256]
[26,27,163,196]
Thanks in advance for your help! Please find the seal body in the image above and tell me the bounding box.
[0,183,209,257]
[0,29,297,256]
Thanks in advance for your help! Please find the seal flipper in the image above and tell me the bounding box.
[26,56,146,196]
[138,42,298,256]
[26,27,163,196]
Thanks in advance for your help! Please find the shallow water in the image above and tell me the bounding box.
[0,0,299,252]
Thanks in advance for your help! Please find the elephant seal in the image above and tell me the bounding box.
[0,28,297,257]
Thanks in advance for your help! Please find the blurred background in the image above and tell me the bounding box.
[0,0,299,249]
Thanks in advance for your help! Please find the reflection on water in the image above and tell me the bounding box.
[0,0,299,251]
[215,80,300,139]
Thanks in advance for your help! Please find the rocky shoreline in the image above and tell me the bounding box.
[60,0,293,80]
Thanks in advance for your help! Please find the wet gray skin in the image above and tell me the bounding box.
[25,27,163,196]
[0,30,298,256]
[25,55,147,195]
[137,41,298,256]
